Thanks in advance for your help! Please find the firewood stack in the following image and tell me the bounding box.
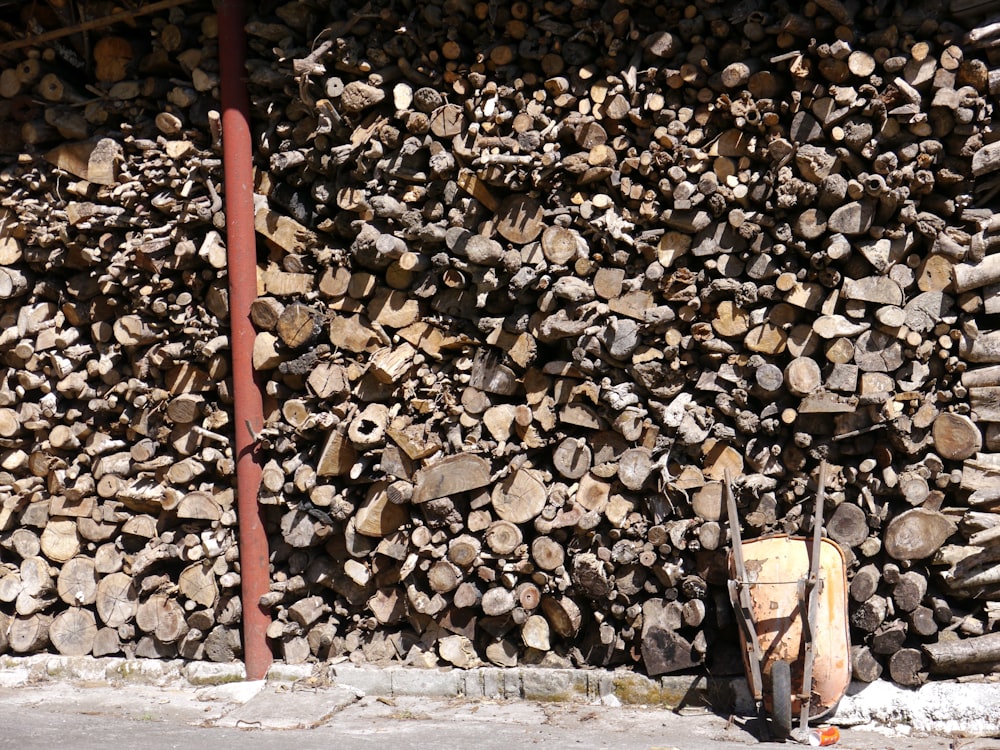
[2,0,1000,685]
[0,0,241,662]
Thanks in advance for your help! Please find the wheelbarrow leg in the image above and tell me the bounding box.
[725,470,769,740]
[798,461,828,734]
[728,579,771,740]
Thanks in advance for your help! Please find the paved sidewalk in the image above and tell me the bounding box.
[0,655,996,749]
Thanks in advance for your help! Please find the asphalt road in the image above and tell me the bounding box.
[0,681,972,750]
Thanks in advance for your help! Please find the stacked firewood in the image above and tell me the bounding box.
[0,0,243,662]
[2,0,1000,685]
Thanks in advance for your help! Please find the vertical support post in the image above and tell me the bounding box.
[218,0,272,681]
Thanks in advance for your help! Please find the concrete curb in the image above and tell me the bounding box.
[0,654,724,707]
[1,655,999,737]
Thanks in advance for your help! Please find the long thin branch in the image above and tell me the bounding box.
[0,0,194,55]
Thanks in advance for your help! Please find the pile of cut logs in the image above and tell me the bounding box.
[1,0,1000,686]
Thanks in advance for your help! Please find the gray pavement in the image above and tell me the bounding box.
[0,656,995,749]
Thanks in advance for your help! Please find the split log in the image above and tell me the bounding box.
[178,561,219,608]
[136,593,188,643]
[521,614,550,651]
[936,543,1000,593]
[355,482,408,537]
[641,598,701,675]
[43,138,122,185]
[412,454,491,503]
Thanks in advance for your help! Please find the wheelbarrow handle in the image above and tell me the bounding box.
[798,460,828,732]
[724,469,747,581]
[729,579,765,702]
[809,461,827,588]
[725,469,765,705]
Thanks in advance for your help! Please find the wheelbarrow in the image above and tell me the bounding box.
[724,462,851,742]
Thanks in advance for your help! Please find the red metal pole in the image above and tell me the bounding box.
[218,0,272,680]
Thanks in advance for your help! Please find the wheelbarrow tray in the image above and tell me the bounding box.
[728,534,851,720]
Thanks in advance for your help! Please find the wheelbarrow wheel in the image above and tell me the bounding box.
[770,660,793,740]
